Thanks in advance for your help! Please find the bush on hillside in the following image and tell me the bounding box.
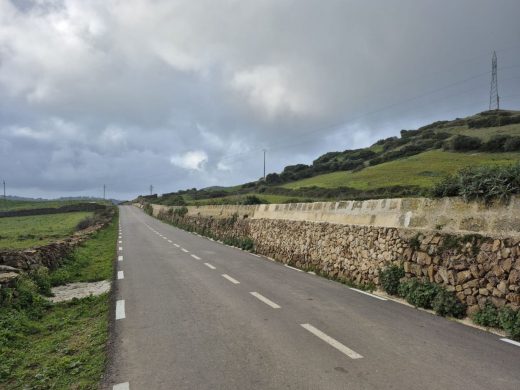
[481,135,511,152]
[504,136,520,152]
[447,135,482,151]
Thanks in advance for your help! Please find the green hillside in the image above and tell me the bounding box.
[283,150,520,190]
[143,109,520,205]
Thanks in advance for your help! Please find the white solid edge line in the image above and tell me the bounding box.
[250,292,281,309]
[174,244,180,248]
[301,323,363,359]
[350,287,388,301]
[308,271,316,275]
[204,262,216,270]
[501,338,520,347]
[222,274,240,284]
[284,264,303,272]
[181,248,189,253]
[116,300,126,320]
[191,254,201,260]
[251,253,261,258]
[117,271,124,280]
[118,255,123,261]
[113,382,129,390]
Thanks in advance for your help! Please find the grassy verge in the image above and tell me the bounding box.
[49,215,118,285]
[0,210,118,389]
[0,212,93,250]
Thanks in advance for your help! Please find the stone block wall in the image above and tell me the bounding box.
[155,207,520,314]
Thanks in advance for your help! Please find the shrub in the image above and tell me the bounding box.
[76,216,95,231]
[448,135,482,151]
[398,278,420,299]
[432,289,466,318]
[29,267,52,296]
[379,265,404,295]
[504,137,520,152]
[481,135,510,152]
[143,203,153,215]
[405,281,440,309]
[240,195,263,205]
[431,174,460,197]
[473,302,499,327]
[173,206,188,217]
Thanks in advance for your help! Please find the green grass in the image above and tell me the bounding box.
[50,214,118,285]
[0,210,118,389]
[0,295,109,389]
[0,212,93,250]
[187,193,308,205]
[0,199,101,212]
[440,123,520,141]
[282,150,520,190]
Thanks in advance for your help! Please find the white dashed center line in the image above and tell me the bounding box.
[191,254,201,260]
[119,246,123,251]
[173,244,180,248]
[113,382,129,390]
[349,288,387,301]
[301,324,363,359]
[250,292,281,309]
[118,240,122,244]
[284,264,303,272]
[222,274,240,284]
[204,262,216,270]
[116,300,126,320]
[167,239,172,243]
[118,255,123,262]
[181,248,189,253]
[117,271,124,280]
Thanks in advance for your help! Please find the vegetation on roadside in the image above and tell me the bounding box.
[0,207,118,389]
[0,199,105,212]
[0,212,93,250]
[473,302,520,340]
[431,162,520,204]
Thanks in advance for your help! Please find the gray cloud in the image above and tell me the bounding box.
[1,0,519,199]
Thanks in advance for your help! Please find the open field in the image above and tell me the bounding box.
[0,211,117,389]
[0,212,92,250]
[0,199,103,212]
[440,123,520,141]
[282,150,520,190]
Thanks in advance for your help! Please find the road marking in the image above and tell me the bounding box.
[308,271,316,275]
[113,382,129,390]
[284,264,303,272]
[350,288,387,301]
[191,254,201,260]
[118,271,124,280]
[116,300,126,320]
[118,240,122,244]
[181,248,189,253]
[300,324,363,359]
[204,262,216,269]
[501,338,520,347]
[119,247,123,251]
[250,292,281,309]
[174,244,180,248]
[167,239,172,243]
[251,253,261,258]
[222,274,240,284]
[118,255,123,261]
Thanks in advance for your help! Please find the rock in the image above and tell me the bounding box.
[479,288,489,296]
[0,265,20,273]
[492,239,501,252]
[0,272,18,284]
[456,270,472,284]
[497,281,508,294]
[467,305,480,316]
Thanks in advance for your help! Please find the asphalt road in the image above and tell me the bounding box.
[104,205,520,390]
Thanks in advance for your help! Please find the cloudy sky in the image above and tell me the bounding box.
[1,0,519,200]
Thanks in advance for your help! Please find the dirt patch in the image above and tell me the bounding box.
[50,280,111,303]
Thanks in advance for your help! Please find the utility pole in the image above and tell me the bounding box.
[263,149,266,181]
[150,185,153,195]
[103,184,106,200]
[2,180,5,209]
[489,50,499,111]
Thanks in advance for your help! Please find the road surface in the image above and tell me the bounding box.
[104,205,520,389]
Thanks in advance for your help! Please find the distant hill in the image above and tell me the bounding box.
[148,109,520,205]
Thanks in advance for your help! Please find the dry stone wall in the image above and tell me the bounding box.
[154,199,520,314]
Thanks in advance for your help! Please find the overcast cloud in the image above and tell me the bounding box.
[1,0,520,199]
